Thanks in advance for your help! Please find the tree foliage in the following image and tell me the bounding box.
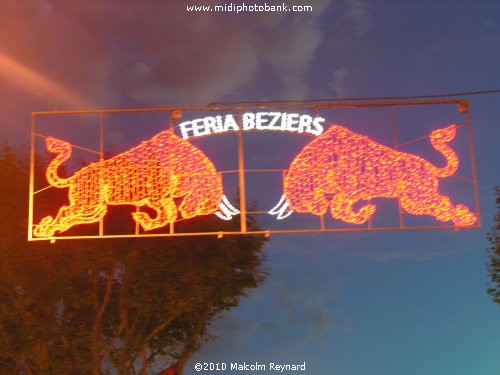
[486,186,500,304]
[0,142,268,374]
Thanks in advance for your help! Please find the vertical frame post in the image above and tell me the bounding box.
[169,111,175,235]
[314,106,326,232]
[392,107,405,228]
[135,206,140,235]
[99,113,104,237]
[28,114,36,240]
[236,108,247,233]
[464,102,481,226]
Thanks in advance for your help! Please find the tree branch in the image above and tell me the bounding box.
[91,271,114,375]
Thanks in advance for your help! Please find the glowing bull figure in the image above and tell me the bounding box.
[270,124,477,227]
[34,129,237,237]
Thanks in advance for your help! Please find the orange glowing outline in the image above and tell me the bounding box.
[283,124,477,226]
[34,130,223,237]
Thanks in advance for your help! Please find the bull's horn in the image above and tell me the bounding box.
[215,195,240,220]
[268,195,293,220]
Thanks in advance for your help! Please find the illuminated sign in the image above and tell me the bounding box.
[34,130,239,237]
[179,112,325,139]
[269,124,477,227]
[29,101,480,240]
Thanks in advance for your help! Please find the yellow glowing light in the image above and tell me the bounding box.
[34,130,223,237]
[282,124,477,226]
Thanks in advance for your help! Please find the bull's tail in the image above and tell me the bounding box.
[45,137,72,188]
[430,125,459,178]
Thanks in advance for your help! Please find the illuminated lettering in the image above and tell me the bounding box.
[267,112,282,130]
[311,116,325,136]
[223,114,239,132]
[204,116,222,134]
[192,118,206,137]
[179,120,193,139]
[298,114,312,133]
[256,112,268,130]
[179,112,325,139]
[286,113,300,131]
[242,112,255,130]
[216,115,223,132]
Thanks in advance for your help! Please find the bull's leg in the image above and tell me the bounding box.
[308,190,330,216]
[329,194,376,224]
[286,189,329,215]
[400,194,477,226]
[178,190,221,219]
[33,204,107,237]
[132,197,177,231]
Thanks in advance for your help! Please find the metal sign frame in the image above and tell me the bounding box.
[28,99,481,241]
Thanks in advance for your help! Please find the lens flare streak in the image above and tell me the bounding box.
[0,51,83,105]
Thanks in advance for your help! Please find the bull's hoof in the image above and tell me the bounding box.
[454,205,477,226]
[33,216,56,237]
[358,204,376,223]
[329,201,376,224]
[344,203,376,224]
[131,211,154,231]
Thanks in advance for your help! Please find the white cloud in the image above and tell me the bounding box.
[331,66,350,97]
[0,0,337,107]
[344,0,373,36]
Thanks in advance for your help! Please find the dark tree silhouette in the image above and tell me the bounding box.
[0,143,268,374]
[486,186,500,304]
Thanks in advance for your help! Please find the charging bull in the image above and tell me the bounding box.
[34,129,227,237]
[270,124,477,227]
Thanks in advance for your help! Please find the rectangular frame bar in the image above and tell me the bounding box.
[28,99,481,241]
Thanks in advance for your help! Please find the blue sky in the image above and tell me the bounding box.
[0,0,499,374]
